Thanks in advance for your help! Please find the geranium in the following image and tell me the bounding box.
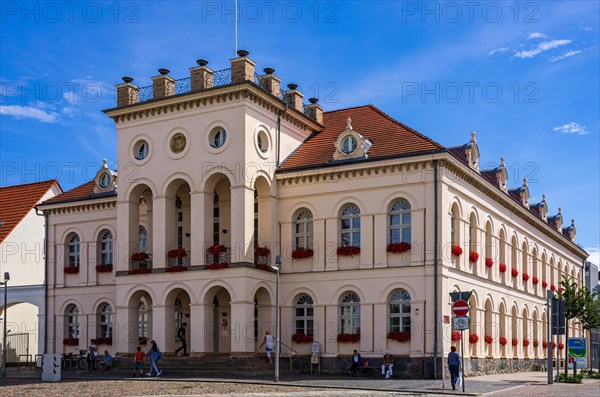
[485,257,494,268]
[166,265,187,272]
[63,337,79,346]
[338,245,361,256]
[95,264,113,273]
[206,244,226,255]
[512,337,519,346]
[499,263,507,273]
[533,340,539,348]
[543,341,548,348]
[523,339,530,347]
[558,343,564,350]
[207,263,228,270]
[386,242,411,254]
[499,336,508,346]
[255,245,271,257]
[469,251,479,263]
[128,267,151,275]
[542,281,548,288]
[451,245,463,257]
[550,284,556,291]
[291,333,313,344]
[484,334,493,344]
[532,277,539,285]
[64,266,80,274]
[292,248,313,259]
[451,331,461,342]
[337,333,360,343]
[131,252,149,261]
[387,331,411,343]
[558,287,564,294]
[168,248,188,258]
[469,333,479,344]
[552,342,557,349]
[522,273,530,282]
[511,268,519,278]
[96,337,112,345]
[255,263,271,272]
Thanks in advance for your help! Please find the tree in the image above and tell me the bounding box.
[578,289,600,331]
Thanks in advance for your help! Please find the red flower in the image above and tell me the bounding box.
[511,268,519,278]
[499,336,508,346]
[206,245,226,255]
[532,277,539,285]
[558,287,564,293]
[558,343,564,350]
[533,340,539,348]
[168,248,188,258]
[542,281,548,288]
[291,333,313,344]
[512,337,519,346]
[166,265,187,272]
[386,242,411,254]
[523,339,530,347]
[255,246,271,257]
[451,245,463,257]
[129,267,151,275]
[499,263,507,273]
[552,342,557,349]
[451,331,461,342]
[543,341,548,348]
[292,248,313,259]
[387,331,411,343]
[469,251,479,263]
[522,273,530,282]
[484,334,493,344]
[551,284,556,291]
[485,257,494,268]
[207,262,228,270]
[255,263,272,272]
[469,333,479,344]
[63,337,79,346]
[337,333,361,343]
[64,266,80,274]
[338,245,361,256]
[131,252,149,261]
[95,264,113,273]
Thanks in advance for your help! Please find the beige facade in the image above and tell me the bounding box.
[39,52,587,376]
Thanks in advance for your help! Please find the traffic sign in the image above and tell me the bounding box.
[453,316,470,330]
[452,300,469,317]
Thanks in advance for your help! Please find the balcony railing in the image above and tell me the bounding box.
[167,251,191,271]
[129,255,153,275]
[206,247,231,268]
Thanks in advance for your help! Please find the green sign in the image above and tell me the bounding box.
[567,338,587,369]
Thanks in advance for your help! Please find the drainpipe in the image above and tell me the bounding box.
[433,159,439,378]
[35,206,49,354]
[276,103,288,168]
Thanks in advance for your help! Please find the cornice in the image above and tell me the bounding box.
[41,198,117,215]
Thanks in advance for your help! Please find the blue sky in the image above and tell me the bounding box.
[1,1,599,263]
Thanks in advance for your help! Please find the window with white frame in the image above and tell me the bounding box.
[99,230,113,265]
[66,305,80,339]
[138,301,148,340]
[389,199,411,243]
[340,204,360,247]
[67,233,80,268]
[340,292,361,334]
[294,209,313,249]
[138,226,148,253]
[213,193,220,245]
[98,303,113,338]
[389,289,411,333]
[295,294,314,336]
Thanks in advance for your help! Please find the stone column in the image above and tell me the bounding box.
[190,192,210,266]
[312,218,325,271]
[189,61,214,91]
[373,214,387,268]
[115,305,137,354]
[359,214,374,269]
[152,197,173,270]
[305,99,324,124]
[230,51,256,83]
[116,200,138,272]
[151,69,175,99]
[189,303,210,355]
[283,84,304,112]
[258,68,281,97]
[324,218,338,271]
[115,79,139,107]
[151,305,169,352]
[257,193,278,249]
[230,300,255,356]
[373,303,388,353]
[360,304,374,353]
[230,185,254,264]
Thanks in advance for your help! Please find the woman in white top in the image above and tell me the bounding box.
[259,330,275,363]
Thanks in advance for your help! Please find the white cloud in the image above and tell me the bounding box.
[514,39,572,58]
[0,105,59,123]
[527,32,547,40]
[586,246,600,266]
[553,122,589,135]
[489,47,509,56]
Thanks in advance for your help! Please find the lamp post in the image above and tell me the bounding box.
[1,272,9,377]
[270,255,281,382]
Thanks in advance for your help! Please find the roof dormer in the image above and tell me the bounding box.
[332,117,372,161]
[509,178,530,209]
[93,159,117,194]
[482,157,509,192]
[548,208,563,232]
[448,131,480,172]
[562,219,576,242]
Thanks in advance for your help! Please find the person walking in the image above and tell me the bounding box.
[259,330,275,363]
[145,340,162,377]
[133,346,145,376]
[87,339,98,371]
[174,322,188,356]
[448,346,461,390]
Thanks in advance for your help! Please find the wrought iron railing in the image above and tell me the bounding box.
[138,85,153,102]
[167,251,191,269]
[129,256,153,274]
[213,68,231,87]
[255,254,271,267]
[206,247,231,267]
[174,77,191,95]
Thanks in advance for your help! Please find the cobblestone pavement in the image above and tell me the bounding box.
[488,380,600,397]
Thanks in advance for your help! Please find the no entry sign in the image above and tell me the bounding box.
[452,299,469,317]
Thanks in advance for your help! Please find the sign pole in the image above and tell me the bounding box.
[547,290,552,384]
[460,330,465,393]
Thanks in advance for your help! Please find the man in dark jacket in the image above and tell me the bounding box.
[175,322,188,356]
[448,346,461,390]
[349,349,362,377]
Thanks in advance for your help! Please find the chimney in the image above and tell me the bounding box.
[283,83,304,112]
[151,68,175,99]
[258,67,281,97]
[305,98,323,124]
[230,50,255,83]
[190,59,214,91]
[116,76,139,107]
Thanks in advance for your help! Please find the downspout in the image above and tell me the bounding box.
[35,206,49,354]
[276,103,288,168]
[433,159,439,378]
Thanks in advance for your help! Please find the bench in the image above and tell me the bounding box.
[356,363,379,377]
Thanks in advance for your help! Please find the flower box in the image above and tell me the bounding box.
[63,337,79,346]
[337,333,360,343]
[131,252,149,262]
[338,245,361,257]
[542,281,548,288]
[469,251,479,263]
[129,267,151,275]
[484,334,493,344]
[96,337,112,345]
[512,337,518,347]
[533,340,539,348]
[522,273,530,282]
[469,333,479,344]
[387,242,411,254]
[291,333,313,344]
[255,245,271,258]
[451,331,461,342]
[64,266,80,274]
[511,268,519,278]
[206,244,226,256]
[532,277,539,285]
[292,248,313,259]
[485,257,494,268]
[387,331,411,343]
[451,245,463,257]
[168,248,188,258]
[499,263,507,273]
[95,264,113,273]
[523,339,530,347]
[207,262,229,270]
[255,263,272,272]
[166,265,187,272]
[499,336,508,346]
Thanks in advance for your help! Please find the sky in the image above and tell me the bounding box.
[1,1,599,264]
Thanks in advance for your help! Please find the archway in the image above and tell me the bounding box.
[127,290,154,353]
[253,287,273,352]
[164,179,192,269]
[484,299,493,357]
[499,301,507,357]
[164,288,191,353]
[511,305,518,358]
[0,302,40,363]
[127,183,154,272]
[204,173,232,267]
[203,286,232,354]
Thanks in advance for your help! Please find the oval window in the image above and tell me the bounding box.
[257,131,268,153]
[341,135,358,154]
[99,173,111,188]
[210,127,227,148]
[133,140,149,160]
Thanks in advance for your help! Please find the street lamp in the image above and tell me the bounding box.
[1,272,9,378]
[270,255,281,382]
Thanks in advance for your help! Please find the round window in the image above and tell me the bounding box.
[133,140,149,160]
[210,127,227,148]
[170,133,187,154]
[341,135,358,154]
[99,173,111,188]
[257,131,268,153]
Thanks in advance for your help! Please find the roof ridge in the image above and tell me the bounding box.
[0,179,59,191]
[323,104,372,115]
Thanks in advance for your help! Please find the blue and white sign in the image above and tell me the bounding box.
[567,337,587,369]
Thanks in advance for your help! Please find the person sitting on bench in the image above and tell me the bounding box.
[381,351,394,379]
[349,349,362,377]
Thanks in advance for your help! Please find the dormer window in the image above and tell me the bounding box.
[341,136,358,154]
[93,159,117,194]
[333,118,372,161]
[99,173,111,189]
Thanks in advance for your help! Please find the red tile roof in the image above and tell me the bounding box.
[0,180,60,243]
[279,105,444,171]
[40,180,97,205]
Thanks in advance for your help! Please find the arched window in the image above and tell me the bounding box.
[294,294,314,336]
[66,305,79,339]
[175,197,183,249]
[340,204,360,247]
[138,301,148,340]
[213,193,220,245]
[98,303,113,338]
[389,199,411,243]
[468,213,477,252]
[340,292,361,334]
[450,204,460,246]
[138,226,148,253]
[174,298,183,340]
[99,230,113,265]
[67,233,80,268]
[389,289,411,333]
[294,209,313,249]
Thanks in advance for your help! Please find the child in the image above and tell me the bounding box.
[133,346,144,376]
[100,350,113,370]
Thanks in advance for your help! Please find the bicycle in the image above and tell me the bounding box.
[61,350,88,370]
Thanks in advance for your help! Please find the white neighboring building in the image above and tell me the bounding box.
[0,180,61,365]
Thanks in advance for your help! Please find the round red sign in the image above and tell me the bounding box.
[452,299,469,317]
